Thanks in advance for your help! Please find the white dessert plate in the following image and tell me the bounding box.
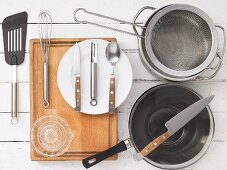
[57,39,133,114]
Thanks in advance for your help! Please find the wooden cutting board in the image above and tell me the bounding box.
[30,38,118,160]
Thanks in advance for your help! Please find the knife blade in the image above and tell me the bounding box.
[133,95,214,161]
[73,43,81,75]
[73,43,81,111]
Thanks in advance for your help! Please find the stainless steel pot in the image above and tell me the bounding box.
[74,4,226,81]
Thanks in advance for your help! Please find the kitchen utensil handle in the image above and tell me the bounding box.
[43,62,49,108]
[109,74,115,113]
[216,25,226,57]
[75,76,81,111]
[132,6,156,36]
[90,62,97,106]
[196,25,226,80]
[11,82,18,124]
[82,140,129,169]
[73,8,148,38]
[139,132,170,158]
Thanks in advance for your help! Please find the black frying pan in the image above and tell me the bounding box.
[82,84,214,169]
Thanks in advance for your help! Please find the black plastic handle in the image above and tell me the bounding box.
[82,141,127,168]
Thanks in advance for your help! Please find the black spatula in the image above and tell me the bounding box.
[2,11,28,124]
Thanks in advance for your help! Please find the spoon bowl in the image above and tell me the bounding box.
[106,41,121,65]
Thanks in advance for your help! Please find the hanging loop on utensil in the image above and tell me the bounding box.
[11,117,18,125]
[196,25,226,80]
[73,8,148,38]
[90,99,97,106]
[43,100,49,108]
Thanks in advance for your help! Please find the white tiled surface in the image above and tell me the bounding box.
[0,0,226,169]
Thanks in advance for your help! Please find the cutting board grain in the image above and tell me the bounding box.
[30,38,118,160]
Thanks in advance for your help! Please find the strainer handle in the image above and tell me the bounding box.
[132,6,156,36]
[215,25,226,58]
[196,25,226,80]
[73,8,146,38]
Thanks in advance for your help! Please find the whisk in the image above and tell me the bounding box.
[38,10,52,108]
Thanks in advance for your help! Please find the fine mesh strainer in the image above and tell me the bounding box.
[140,5,225,80]
[73,4,226,81]
[150,10,212,71]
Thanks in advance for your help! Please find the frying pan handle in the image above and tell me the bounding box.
[196,25,226,80]
[82,140,131,169]
[73,8,145,38]
[132,6,156,37]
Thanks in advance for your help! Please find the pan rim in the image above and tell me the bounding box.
[128,83,214,169]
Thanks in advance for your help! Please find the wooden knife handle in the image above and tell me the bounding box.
[140,132,170,157]
[75,76,81,111]
[109,74,115,113]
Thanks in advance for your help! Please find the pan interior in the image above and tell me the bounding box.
[129,84,213,168]
[149,10,212,71]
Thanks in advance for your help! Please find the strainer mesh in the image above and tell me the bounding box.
[150,10,212,71]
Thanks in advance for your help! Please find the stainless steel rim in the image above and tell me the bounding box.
[138,41,199,81]
[140,4,218,79]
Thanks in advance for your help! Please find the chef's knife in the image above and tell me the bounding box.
[73,43,81,111]
[133,95,215,161]
[90,40,98,106]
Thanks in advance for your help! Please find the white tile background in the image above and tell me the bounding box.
[0,0,227,170]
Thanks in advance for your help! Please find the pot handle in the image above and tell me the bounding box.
[82,139,131,169]
[196,25,226,80]
[132,6,156,36]
[73,8,155,38]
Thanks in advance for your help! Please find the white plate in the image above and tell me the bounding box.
[57,39,133,114]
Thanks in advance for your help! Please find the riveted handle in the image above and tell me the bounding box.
[140,132,170,158]
[75,76,81,111]
[108,74,115,113]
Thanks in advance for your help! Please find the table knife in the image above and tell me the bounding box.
[133,95,215,161]
[73,43,81,111]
